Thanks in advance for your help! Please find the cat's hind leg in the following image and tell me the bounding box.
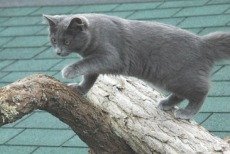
[174,90,208,120]
[158,94,184,111]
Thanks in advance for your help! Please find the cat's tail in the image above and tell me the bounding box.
[202,32,230,61]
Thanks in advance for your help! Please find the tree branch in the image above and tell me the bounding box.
[0,74,229,153]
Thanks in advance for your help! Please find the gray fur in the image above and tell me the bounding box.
[43,14,230,119]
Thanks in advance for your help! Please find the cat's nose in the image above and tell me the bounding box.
[56,49,62,55]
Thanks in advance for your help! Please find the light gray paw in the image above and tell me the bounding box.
[174,109,195,120]
[62,66,78,79]
[68,83,87,95]
[158,99,174,111]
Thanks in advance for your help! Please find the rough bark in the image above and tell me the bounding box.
[0,74,229,154]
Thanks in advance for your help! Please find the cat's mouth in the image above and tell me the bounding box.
[57,52,71,57]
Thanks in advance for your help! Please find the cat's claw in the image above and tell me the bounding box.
[174,109,194,120]
[62,66,77,79]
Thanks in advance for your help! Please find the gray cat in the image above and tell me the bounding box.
[43,14,230,119]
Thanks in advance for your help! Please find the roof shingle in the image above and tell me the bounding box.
[0,1,229,153]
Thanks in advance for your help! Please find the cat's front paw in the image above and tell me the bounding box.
[68,83,87,95]
[62,66,78,79]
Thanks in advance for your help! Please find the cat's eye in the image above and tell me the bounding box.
[64,40,70,45]
[51,38,57,44]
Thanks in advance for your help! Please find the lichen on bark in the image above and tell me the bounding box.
[0,98,18,123]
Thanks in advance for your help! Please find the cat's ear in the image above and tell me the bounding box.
[43,14,57,27]
[67,17,88,31]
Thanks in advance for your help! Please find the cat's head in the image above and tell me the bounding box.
[43,14,91,57]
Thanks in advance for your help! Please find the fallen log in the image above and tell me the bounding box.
[0,74,229,153]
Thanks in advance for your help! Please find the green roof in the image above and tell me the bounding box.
[0,0,230,153]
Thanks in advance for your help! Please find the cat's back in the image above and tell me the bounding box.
[79,14,198,41]
[79,13,128,28]
[81,14,203,59]
[77,13,199,38]
[79,14,203,61]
